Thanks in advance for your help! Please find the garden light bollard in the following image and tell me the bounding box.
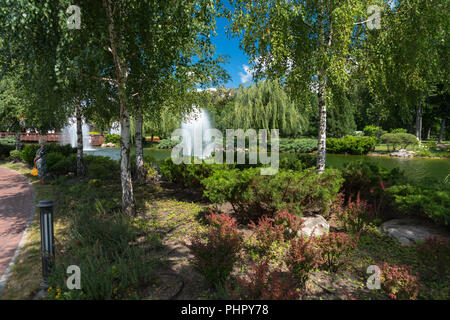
[36,200,55,287]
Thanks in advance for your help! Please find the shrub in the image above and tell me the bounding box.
[187,211,243,287]
[155,138,180,149]
[286,236,319,287]
[327,136,377,155]
[340,160,405,216]
[334,191,375,233]
[315,232,359,272]
[279,154,316,171]
[228,259,301,300]
[202,167,343,223]
[385,184,450,226]
[249,216,285,253]
[416,236,450,282]
[104,134,121,145]
[8,149,21,162]
[21,143,76,166]
[50,154,77,176]
[380,133,418,151]
[47,152,65,172]
[21,144,40,166]
[159,158,220,189]
[363,125,386,138]
[279,138,318,153]
[379,263,420,300]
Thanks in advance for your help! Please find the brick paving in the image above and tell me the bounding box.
[0,167,33,280]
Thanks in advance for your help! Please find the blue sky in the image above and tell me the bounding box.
[211,16,252,88]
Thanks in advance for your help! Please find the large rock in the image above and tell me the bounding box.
[390,149,415,157]
[298,215,329,237]
[379,219,446,246]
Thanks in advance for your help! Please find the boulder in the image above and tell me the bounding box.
[298,215,329,237]
[379,219,446,246]
[390,149,415,157]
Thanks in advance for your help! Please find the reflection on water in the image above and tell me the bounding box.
[84,148,450,183]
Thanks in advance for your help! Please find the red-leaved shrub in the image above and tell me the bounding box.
[228,259,302,300]
[334,191,374,233]
[416,236,450,282]
[249,211,304,251]
[187,211,243,287]
[286,235,319,287]
[315,232,359,272]
[248,216,285,251]
[380,262,420,300]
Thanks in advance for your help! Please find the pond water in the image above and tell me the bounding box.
[84,148,450,183]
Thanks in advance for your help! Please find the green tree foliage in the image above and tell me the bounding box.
[232,80,307,137]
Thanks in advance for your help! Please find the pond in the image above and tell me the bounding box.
[84,148,450,183]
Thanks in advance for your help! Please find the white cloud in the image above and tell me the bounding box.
[239,64,253,83]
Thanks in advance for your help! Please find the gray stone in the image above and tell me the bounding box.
[379,219,445,246]
[298,215,329,237]
[390,149,415,157]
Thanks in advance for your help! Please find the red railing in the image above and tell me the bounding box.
[0,132,105,146]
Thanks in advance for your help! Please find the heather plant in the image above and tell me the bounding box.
[379,262,420,300]
[416,236,450,282]
[228,259,301,300]
[187,212,243,288]
[315,232,359,272]
[286,236,319,287]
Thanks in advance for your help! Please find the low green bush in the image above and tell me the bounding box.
[105,134,121,145]
[155,138,180,149]
[327,136,377,155]
[279,138,318,153]
[8,149,21,162]
[49,154,77,176]
[279,154,316,171]
[21,143,76,166]
[202,167,343,222]
[385,183,450,226]
[21,144,40,166]
[47,152,65,172]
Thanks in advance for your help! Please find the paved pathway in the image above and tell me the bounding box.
[0,167,33,288]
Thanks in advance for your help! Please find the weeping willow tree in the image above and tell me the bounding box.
[232,80,307,137]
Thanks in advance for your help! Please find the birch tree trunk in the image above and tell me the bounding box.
[416,104,422,142]
[135,110,146,182]
[104,0,135,216]
[439,117,446,144]
[316,76,327,173]
[75,103,86,176]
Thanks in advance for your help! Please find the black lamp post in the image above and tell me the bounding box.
[36,200,55,287]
